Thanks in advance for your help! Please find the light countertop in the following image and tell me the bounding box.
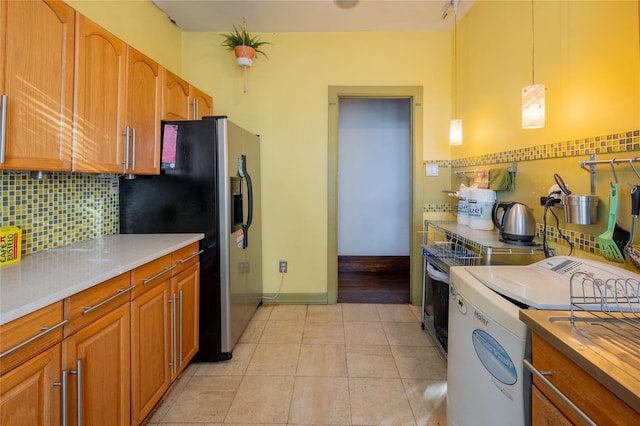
[519,309,640,414]
[0,233,204,325]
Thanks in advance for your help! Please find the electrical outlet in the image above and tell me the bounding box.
[279,260,288,273]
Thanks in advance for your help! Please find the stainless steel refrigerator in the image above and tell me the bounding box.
[119,116,262,362]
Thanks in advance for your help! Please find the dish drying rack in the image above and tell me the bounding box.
[568,272,640,369]
[421,229,482,272]
[569,271,640,328]
[421,221,543,272]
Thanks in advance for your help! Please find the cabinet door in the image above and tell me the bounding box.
[130,281,171,425]
[172,262,199,378]
[73,14,126,173]
[531,385,571,426]
[126,47,161,175]
[162,70,190,120]
[63,303,130,426]
[0,343,62,426]
[189,85,213,119]
[0,0,74,172]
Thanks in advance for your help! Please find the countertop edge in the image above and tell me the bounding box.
[519,309,640,414]
[0,233,204,325]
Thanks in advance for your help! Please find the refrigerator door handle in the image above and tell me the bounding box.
[238,154,253,249]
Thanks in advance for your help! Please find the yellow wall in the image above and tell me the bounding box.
[65,0,640,297]
[63,0,183,73]
[181,32,452,296]
[454,0,639,158]
[449,1,640,265]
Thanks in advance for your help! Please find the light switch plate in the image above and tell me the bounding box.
[425,164,439,177]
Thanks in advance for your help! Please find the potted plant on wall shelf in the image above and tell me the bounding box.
[220,25,271,68]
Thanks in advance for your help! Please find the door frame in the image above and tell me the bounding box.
[327,86,424,305]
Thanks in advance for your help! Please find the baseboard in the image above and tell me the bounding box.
[261,293,328,305]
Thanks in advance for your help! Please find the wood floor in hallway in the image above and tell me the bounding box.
[338,256,410,304]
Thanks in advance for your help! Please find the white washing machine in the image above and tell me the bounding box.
[446,256,640,426]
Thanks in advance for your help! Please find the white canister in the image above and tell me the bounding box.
[457,184,471,225]
[468,188,496,230]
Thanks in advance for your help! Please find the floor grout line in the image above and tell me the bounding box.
[145,303,446,425]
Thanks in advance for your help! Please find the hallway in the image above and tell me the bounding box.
[145,303,446,425]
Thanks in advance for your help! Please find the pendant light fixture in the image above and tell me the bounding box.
[522,0,545,129]
[449,0,462,145]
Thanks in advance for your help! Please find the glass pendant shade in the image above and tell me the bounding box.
[522,83,545,129]
[450,119,463,146]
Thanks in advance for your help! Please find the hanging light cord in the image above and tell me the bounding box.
[453,6,458,118]
[530,0,535,85]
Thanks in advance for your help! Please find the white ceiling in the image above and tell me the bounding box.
[151,0,475,33]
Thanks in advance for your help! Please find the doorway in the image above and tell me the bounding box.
[327,86,424,305]
[337,98,411,303]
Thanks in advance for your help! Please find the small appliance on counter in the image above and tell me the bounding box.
[492,201,537,245]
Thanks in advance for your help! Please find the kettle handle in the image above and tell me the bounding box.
[492,201,514,231]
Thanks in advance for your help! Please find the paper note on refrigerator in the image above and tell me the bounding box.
[161,124,178,169]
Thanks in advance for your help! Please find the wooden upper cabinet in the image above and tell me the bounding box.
[189,85,213,119]
[72,14,126,173]
[162,70,190,121]
[125,47,162,175]
[0,0,74,172]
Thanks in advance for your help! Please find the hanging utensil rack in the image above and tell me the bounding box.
[579,155,640,195]
[454,161,517,181]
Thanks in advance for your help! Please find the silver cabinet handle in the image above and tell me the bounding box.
[142,265,176,285]
[82,285,135,315]
[179,250,204,264]
[122,126,130,170]
[178,289,183,368]
[192,99,199,120]
[131,127,136,171]
[70,359,82,426]
[54,369,69,426]
[0,319,68,359]
[523,359,597,426]
[0,95,7,163]
[169,293,177,374]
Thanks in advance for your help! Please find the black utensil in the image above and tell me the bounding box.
[613,223,631,254]
[623,185,640,268]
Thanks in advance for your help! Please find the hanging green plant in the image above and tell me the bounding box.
[220,25,271,60]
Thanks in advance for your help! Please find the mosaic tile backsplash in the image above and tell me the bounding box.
[1,171,119,255]
[2,129,638,258]
[425,130,640,168]
[423,129,640,254]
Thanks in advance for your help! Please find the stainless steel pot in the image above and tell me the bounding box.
[564,195,599,224]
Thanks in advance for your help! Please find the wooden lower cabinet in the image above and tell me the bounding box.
[172,262,199,379]
[63,303,131,426]
[531,332,640,425]
[130,279,171,425]
[531,384,571,426]
[0,245,200,426]
[0,343,62,425]
[131,247,200,424]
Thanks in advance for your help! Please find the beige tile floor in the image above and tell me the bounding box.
[145,303,447,426]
